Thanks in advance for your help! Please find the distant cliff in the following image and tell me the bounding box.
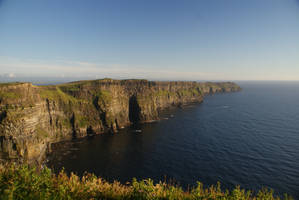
[0,79,240,164]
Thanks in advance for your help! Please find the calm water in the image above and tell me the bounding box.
[47,82,299,198]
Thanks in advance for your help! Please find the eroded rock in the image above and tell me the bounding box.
[0,80,241,164]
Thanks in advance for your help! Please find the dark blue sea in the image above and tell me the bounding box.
[47,82,299,198]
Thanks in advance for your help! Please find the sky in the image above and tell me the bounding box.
[0,0,299,81]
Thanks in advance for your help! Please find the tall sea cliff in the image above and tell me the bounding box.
[0,79,240,164]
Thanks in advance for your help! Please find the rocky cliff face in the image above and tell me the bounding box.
[0,79,240,164]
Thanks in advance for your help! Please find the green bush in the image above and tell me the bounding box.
[0,164,293,200]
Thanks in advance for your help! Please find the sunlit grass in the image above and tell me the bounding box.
[0,164,293,200]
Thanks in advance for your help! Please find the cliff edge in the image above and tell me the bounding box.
[0,79,241,164]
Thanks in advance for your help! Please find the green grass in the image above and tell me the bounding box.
[0,164,292,200]
[96,90,112,103]
[36,126,49,139]
[0,91,21,100]
[75,114,89,128]
[154,90,174,97]
[38,86,85,117]
[39,86,78,104]
[175,88,200,98]
[60,118,72,129]
[0,82,26,88]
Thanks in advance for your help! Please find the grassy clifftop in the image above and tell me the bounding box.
[0,164,292,200]
[0,79,241,164]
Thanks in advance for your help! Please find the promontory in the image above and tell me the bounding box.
[0,79,241,164]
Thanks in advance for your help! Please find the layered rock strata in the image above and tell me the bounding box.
[0,79,241,164]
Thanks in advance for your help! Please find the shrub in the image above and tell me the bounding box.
[0,164,293,200]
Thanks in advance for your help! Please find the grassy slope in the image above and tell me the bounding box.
[0,165,292,200]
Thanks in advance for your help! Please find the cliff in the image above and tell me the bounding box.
[0,79,240,164]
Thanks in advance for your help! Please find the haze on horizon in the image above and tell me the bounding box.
[0,0,299,82]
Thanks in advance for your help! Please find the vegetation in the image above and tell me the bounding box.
[96,90,113,104]
[0,82,25,88]
[0,164,292,200]
[60,117,73,129]
[154,90,176,97]
[0,91,21,100]
[177,88,201,97]
[36,126,49,139]
[75,114,90,128]
[39,86,78,104]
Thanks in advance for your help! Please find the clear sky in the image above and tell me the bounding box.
[0,0,299,81]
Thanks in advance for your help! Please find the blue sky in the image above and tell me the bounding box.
[0,0,299,81]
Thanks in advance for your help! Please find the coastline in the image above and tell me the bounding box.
[0,79,241,165]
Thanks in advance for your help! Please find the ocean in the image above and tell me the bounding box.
[47,81,299,198]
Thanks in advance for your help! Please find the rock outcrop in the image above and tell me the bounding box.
[0,79,241,164]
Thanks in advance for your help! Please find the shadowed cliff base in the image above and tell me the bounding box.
[129,95,141,124]
[0,79,241,164]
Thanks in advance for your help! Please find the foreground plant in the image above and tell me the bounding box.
[0,164,293,200]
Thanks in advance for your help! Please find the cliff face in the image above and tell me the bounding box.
[0,79,240,164]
